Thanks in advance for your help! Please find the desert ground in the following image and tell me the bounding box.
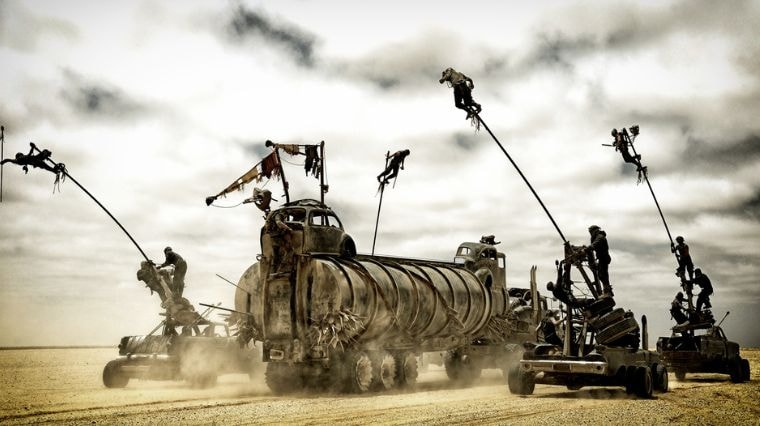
[0,347,758,425]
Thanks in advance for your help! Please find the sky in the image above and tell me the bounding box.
[0,0,758,347]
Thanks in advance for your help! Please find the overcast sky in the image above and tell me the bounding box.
[0,0,758,347]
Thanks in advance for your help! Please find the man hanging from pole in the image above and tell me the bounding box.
[439,67,481,120]
[377,149,410,186]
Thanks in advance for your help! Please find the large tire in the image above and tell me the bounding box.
[394,352,418,389]
[371,352,397,391]
[596,317,639,345]
[265,362,304,394]
[741,358,750,382]
[507,365,535,395]
[634,366,653,398]
[103,360,129,388]
[654,364,669,392]
[343,351,374,393]
[443,351,481,384]
[729,358,743,383]
[674,369,686,381]
[585,297,616,318]
[588,308,625,331]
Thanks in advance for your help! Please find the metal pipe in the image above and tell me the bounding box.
[1,125,4,202]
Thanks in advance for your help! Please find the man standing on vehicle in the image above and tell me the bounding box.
[587,225,613,298]
[157,247,187,298]
[693,268,713,312]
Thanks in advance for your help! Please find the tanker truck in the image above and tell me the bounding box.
[233,199,545,394]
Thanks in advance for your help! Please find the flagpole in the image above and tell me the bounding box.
[371,152,391,256]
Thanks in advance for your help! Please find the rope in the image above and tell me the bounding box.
[473,112,568,244]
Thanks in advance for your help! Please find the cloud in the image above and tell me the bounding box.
[59,69,146,119]
[227,5,317,67]
[0,1,79,51]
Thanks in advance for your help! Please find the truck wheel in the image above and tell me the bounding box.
[344,351,374,393]
[394,352,418,389]
[443,351,481,384]
[588,308,625,331]
[674,369,686,381]
[634,366,653,398]
[265,362,304,394]
[741,358,750,382]
[371,352,397,391]
[507,366,534,395]
[596,317,639,345]
[103,360,129,388]
[729,358,743,383]
[654,364,669,392]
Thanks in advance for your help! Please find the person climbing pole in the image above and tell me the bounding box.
[156,246,187,298]
[692,268,713,312]
[586,225,613,298]
[671,235,694,283]
[611,128,644,170]
[377,149,410,185]
[439,67,481,120]
[670,291,689,325]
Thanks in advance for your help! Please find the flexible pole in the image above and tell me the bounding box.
[475,113,567,243]
[1,126,4,203]
[628,140,674,246]
[320,141,326,204]
[371,184,385,256]
[30,144,151,262]
[371,152,391,256]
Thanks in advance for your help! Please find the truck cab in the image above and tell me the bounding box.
[454,242,506,290]
[261,199,356,274]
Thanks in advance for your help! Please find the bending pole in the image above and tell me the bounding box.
[30,144,151,262]
[371,184,385,256]
[628,142,674,246]
[475,113,567,243]
[1,126,4,203]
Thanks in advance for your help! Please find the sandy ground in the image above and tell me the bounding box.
[0,348,758,425]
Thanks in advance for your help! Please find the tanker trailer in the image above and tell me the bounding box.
[233,199,543,394]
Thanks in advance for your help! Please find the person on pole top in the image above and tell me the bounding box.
[156,247,187,297]
[671,235,694,282]
[439,67,482,120]
[611,128,644,172]
[377,149,410,185]
[586,225,613,298]
[1,143,60,175]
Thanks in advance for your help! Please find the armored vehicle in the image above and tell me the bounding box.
[233,199,544,393]
[508,246,668,398]
[103,319,256,388]
[657,322,750,383]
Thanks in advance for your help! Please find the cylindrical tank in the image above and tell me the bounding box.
[235,254,509,353]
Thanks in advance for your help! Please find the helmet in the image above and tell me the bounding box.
[676,291,684,299]
[588,225,600,233]
[611,128,618,137]
[694,268,702,275]
[676,236,684,243]
[164,246,172,253]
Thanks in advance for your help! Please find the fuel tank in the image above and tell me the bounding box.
[235,254,509,351]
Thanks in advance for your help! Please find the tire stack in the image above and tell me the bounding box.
[584,298,640,349]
